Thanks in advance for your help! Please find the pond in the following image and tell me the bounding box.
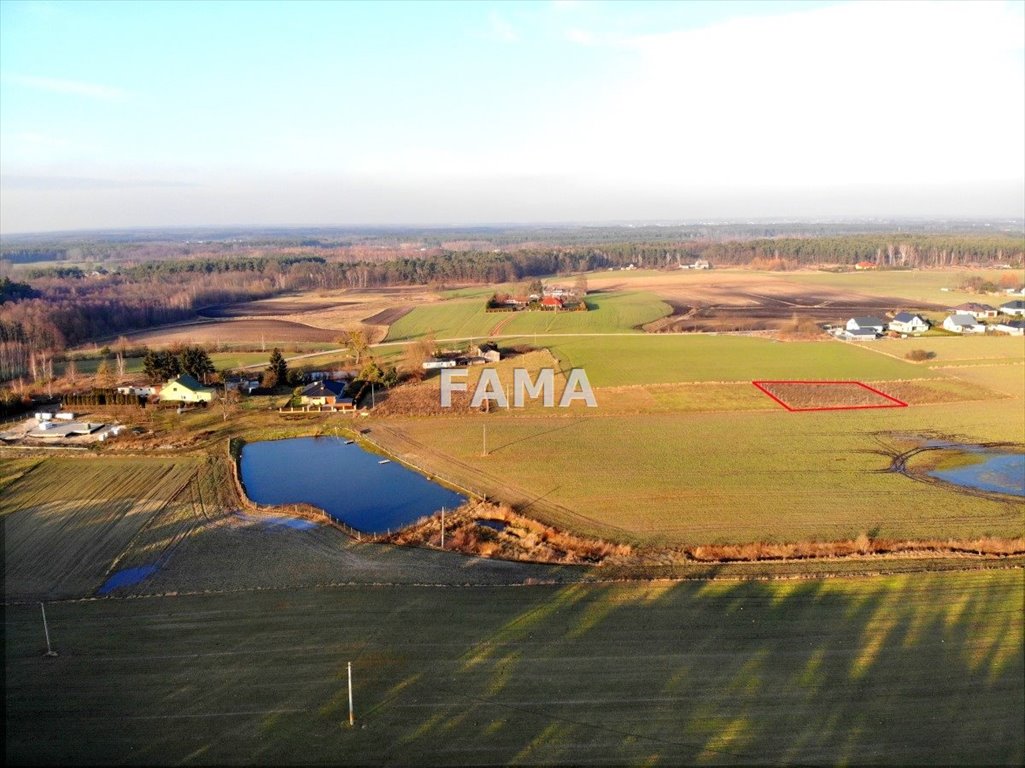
[927,451,1025,497]
[239,436,466,534]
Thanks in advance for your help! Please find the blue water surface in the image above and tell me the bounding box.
[98,563,160,595]
[929,453,1025,497]
[240,437,466,534]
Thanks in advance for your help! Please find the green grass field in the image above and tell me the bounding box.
[532,335,943,387]
[5,570,1021,765]
[383,393,1025,545]
[386,291,671,341]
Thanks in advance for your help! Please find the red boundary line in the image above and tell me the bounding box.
[751,380,909,412]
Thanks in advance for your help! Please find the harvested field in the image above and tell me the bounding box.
[198,299,345,318]
[0,457,208,599]
[120,318,343,346]
[585,269,942,333]
[363,306,413,326]
[5,570,1022,765]
[753,380,907,411]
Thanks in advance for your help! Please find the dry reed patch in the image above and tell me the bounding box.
[383,501,633,565]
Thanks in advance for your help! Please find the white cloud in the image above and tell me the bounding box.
[514,1,1025,190]
[3,73,129,101]
[487,11,520,43]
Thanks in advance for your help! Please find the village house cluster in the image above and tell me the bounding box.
[834,299,1025,340]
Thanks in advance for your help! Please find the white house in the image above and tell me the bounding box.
[995,319,1025,336]
[845,316,886,334]
[950,302,997,319]
[159,374,215,403]
[999,300,1025,317]
[942,314,985,334]
[422,358,458,370]
[888,312,930,335]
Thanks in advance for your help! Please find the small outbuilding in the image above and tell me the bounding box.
[845,316,886,334]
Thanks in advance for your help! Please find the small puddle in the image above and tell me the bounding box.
[98,563,160,595]
[475,519,508,532]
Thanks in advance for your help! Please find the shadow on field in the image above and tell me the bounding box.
[4,571,1022,765]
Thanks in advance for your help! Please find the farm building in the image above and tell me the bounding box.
[224,376,260,394]
[999,300,1025,316]
[158,374,215,403]
[541,296,564,310]
[299,380,353,409]
[422,358,459,370]
[942,314,985,334]
[116,385,158,397]
[472,342,501,363]
[888,313,930,334]
[995,319,1025,336]
[845,317,886,334]
[843,328,880,341]
[950,302,997,319]
[854,261,877,270]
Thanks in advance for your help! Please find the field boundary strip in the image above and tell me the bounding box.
[752,380,909,412]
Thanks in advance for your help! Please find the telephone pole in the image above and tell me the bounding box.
[40,602,57,657]
[347,661,354,727]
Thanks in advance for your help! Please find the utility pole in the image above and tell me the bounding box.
[440,507,445,549]
[347,661,355,727]
[40,602,57,657]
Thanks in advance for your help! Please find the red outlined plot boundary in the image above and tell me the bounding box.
[752,380,909,412]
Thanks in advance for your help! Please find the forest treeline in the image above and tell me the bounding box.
[1,232,1022,381]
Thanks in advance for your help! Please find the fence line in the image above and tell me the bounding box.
[357,432,483,505]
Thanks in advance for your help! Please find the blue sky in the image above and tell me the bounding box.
[1,0,1023,233]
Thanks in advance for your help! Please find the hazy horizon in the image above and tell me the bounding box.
[2,0,1023,235]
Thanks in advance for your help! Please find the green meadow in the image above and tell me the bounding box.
[533,335,942,387]
[385,291,671,341]
[385,395,1025,545]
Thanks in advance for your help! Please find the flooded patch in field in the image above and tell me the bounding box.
[928,452,1025,497]
[476,519,508,532]
[240,437,466,534]
[236,511,319,530]
[98,563,160,595]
